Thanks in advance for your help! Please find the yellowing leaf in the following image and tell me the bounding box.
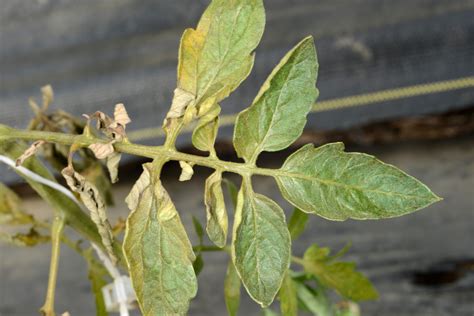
[123,163,197,315]
[302,244,378,301]
[277,143,441,220]
[62,166,116,264]
[224,260,241,316]
[177,0,264,114]
[192,104,220,153]
[0,182,33,225]
[233,36,318,163]
[279,272,298,316]
[0,228,50,247]
[232,179,291,307]
[204,171,228,248]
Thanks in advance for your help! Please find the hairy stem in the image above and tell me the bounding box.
[40,215,65,316]
[1,126,280,178]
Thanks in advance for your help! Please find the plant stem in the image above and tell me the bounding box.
[40,215,65,316]
[1,126,282,178]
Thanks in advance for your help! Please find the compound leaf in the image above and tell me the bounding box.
[178,0,264,114]
[233,36,318,163]
[277,143,441,220]
[123,163,197,315]
[204,171,228,247]
[232,179,291,307]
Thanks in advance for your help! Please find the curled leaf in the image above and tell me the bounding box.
[192,104,220,153]
[168,88,195,119]
[106,152,121,184]
[113,103,131,127]
[204,171,228,248]
[164,88,195,129]
[179,161,195,182]
[61,166,116,264]
[41,84,54,109]
[88,142,115,160]
[15,140,46,166]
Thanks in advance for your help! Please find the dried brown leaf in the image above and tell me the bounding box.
[16,140,46,166]
[88,142,115,160]
[61,166,116,264]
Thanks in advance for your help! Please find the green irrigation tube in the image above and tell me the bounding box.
[128,76,474,142]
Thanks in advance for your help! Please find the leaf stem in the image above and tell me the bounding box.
[40,215,65,316]
[1,126,281,178]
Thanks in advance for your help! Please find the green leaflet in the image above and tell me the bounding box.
[335,302,361,316]
[302,244,378,301]
[277,143,441,220]
[233,37,318,163]
[191,216,205,276]
[123,163,197,316]
[224,260,241,316]
[262,309,279,316]
[177,0,264,114]
[192,105,220,153]
[83,248,110,316]
[204,171,228,248]
[223,178,239,207]
[288,208,309,241]
[279,272,298,316]
[295,282,331,316]
[232,179,291,307]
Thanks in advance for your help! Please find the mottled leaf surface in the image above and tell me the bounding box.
[123,163,197,315]
[178,0,264,112]
[277,143,441,220]
[232,180,291,307]
[233,37,318,162]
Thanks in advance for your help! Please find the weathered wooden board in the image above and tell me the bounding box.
[1,0,473,130]
[0,136,472,315]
